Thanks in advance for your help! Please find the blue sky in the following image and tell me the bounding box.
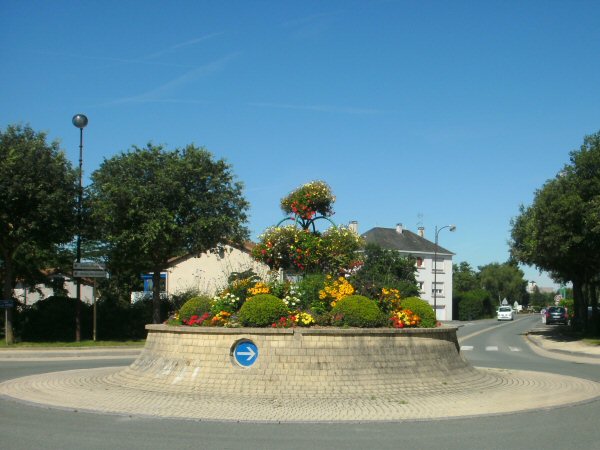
[2,1,599,288]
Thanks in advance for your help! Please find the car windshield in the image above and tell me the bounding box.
[499,307,512,312]
[549,307,565,313]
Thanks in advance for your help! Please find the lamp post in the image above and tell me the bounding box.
[433,224,456,320]
[72,114,88,342]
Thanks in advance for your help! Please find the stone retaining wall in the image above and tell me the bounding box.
[110,324,482,397]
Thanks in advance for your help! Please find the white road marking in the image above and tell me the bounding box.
[509,346,522,352]
[486,346,499,351]
[460,346,474,351]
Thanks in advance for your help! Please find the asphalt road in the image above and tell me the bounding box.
[1,317,598,450]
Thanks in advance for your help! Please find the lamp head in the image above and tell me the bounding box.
[449,225,456,232]
[72,114,88,129]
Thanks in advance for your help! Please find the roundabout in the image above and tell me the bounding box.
[1,325,599,422]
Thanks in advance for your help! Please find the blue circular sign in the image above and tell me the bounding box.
[233,340,258,367]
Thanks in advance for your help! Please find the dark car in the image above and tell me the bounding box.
[545,306,568,325]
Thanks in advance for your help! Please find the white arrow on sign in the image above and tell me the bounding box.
[236,347,256,361]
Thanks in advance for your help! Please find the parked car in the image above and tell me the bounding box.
[545,306,568,325]
[497,306,514,321]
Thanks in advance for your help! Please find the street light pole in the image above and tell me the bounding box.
[72,114,88,342]
[433,224,456,321]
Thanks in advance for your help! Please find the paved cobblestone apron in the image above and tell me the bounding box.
[1,366,599,422]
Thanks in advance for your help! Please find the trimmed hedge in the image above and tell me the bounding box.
[238,294,289,327]
[401,297,437,327]
[331,295,386,327]
[179,295,213,322]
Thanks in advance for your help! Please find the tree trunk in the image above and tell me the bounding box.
[572,279,586,332]
[2,254,14,344]
[152,269,162,324]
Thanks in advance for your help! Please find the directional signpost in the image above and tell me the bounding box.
[73,263,108,342]
[73,262,108,278]
[233,340,259,367]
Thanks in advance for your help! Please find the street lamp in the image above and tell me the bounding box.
[72,114,88,342]
[433,224,456,320]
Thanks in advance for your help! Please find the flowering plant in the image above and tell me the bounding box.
[271,311,315,328]
[378,288,402,313]
[183,313,211,326]
[210,311,231,326]
[390,309,421,328]
[248,282,270,296]
[280,180,335,221]
[252,226,321,272]
[211,292,241,314]
[319,275,355,307]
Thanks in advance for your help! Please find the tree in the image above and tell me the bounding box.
[349,243,419,299]
[88,143,249,323]
[511,131,600,333]
[478,262,528,306]
[453,262,479,293]
[0,124,78,343]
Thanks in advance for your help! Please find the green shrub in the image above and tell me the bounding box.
[21,296,92,341]
[296,273,327,311]
[179,295,214,322]
[401,297,437,327]
[331,295,386,327]
[238,294,289,327]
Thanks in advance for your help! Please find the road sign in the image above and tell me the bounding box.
[73,262,108,278]
[0,299,15,309]
[233,340,258,367]
[73,270,108,278]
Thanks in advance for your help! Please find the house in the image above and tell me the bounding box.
[357,222,455,321]
[14,273,95,306]
[162,242,270,298]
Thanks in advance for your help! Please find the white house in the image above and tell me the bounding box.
[14,275,95,306]
[358,222,455,321]
[162,243,270,297]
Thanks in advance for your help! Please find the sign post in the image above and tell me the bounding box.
[73,263,107,341]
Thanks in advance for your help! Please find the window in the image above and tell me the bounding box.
[417,281,425,292]
[432,282,444,297]
[416,257,424,268]
[432,258,444,274]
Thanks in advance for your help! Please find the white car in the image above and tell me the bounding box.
[497,306,514,321]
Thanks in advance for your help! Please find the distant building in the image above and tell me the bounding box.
[157,243,270,298]
[357,222,455,321]
[14,274,94,306]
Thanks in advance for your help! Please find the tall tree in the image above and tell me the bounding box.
[511,131,600,332]
[453,262,479,293]
[88,143,249,323]
[0,124,78,343]
[478,262,528,306]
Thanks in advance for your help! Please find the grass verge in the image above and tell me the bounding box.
[0,340,145,348]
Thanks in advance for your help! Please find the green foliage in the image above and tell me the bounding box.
[237,294,289,327]
[456,289,491,321]
[0,124,79,342]
[21,296,92,341]
[478,262,527,305]
[88,143,249,324]
[511,130,600,331]
[296,273,327,312]
[331,295,386,328]
[179,295,213,322]
[453,262,479,292]
[400,297,437,328]
[350,244,419,299]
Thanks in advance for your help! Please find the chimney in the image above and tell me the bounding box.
[418,226,425,237]
[348,220,358,234]
[396,223,403,234]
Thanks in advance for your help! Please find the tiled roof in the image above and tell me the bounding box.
[362,227,454,256]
